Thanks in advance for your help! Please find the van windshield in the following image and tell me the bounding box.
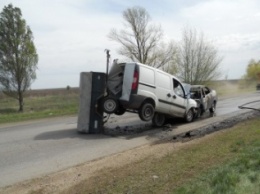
[182,83,191,97]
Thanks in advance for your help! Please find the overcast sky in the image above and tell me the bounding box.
[1,0,260,89]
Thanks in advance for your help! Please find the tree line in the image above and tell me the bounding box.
[244,59,260,81]
[108,6,222,85]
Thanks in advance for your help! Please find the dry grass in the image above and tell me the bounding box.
[0,88,79,124]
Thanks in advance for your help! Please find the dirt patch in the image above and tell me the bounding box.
[1,110,259,194]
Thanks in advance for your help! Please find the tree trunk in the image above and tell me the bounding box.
[18,92,24,112]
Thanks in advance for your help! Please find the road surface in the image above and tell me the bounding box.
[0,92,259,187]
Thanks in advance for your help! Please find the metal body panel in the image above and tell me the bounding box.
[77,72,105,134]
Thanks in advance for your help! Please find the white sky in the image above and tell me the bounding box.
[0,0,260,89]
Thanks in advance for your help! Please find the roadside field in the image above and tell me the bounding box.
[208,79,257,96]
[0,88,79,124]
[62,117,260,194]
[0,80,257,124]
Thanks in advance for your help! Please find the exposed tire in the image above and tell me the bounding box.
[152,113,166,127]
[209,101,216,113]
[185,109,194,123]
[102,97,118,114]
[138,103,155,121]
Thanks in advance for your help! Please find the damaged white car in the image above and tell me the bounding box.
[101,62,198,127]
[190,85,218,117]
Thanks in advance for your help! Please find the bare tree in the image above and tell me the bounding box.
[177,27,222,84]
[108,6,177,69]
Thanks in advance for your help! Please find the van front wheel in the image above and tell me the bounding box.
[152,113,165,127]
[138,103,154,121]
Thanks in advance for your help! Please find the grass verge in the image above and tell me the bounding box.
[64,117,260,194]
[0,91,78,124]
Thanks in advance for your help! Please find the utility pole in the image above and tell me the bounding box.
[105,49,110,78]
[104,49,110,94]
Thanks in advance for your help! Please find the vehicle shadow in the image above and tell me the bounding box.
[34,111,216,141]
[104,111,217,141]
[34,128,112,140]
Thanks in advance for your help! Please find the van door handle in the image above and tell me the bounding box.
[167,93,171,97]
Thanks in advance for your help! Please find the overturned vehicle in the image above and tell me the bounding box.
[101,62,198,127]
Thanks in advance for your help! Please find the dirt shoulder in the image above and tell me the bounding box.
[0,133,216,194]
[1,110,259,194]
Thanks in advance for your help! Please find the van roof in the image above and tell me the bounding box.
[118,62,182,82]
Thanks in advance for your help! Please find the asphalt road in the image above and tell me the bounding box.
[0,92,260,187]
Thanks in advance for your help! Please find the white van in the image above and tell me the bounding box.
[102,62,198,126]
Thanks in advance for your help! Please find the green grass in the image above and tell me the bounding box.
[0,91,79,124]
[64,117,260,194]
[176,139,260,194]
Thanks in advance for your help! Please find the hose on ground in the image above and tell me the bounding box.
[238,100,260,111]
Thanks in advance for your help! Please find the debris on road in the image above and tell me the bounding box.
[173,110,260,142]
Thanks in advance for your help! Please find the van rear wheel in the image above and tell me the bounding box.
[152,113,165,127]
[138,103,154,121]
[102,97,118,114]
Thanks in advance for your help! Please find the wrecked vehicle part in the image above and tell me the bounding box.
[190,85,218,117]
[102,96,118,114]
[173,110,260,142]
[107,62,124,96]
[152,112,166,127]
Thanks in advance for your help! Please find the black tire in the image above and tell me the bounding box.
[209,101,216,113]
[138,103,155,121]
[114,106,126,115]
[185,109,194,122]
[152,113,166,127]
[102,97,118,114]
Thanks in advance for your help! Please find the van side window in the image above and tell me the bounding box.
[173,79,184,98]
